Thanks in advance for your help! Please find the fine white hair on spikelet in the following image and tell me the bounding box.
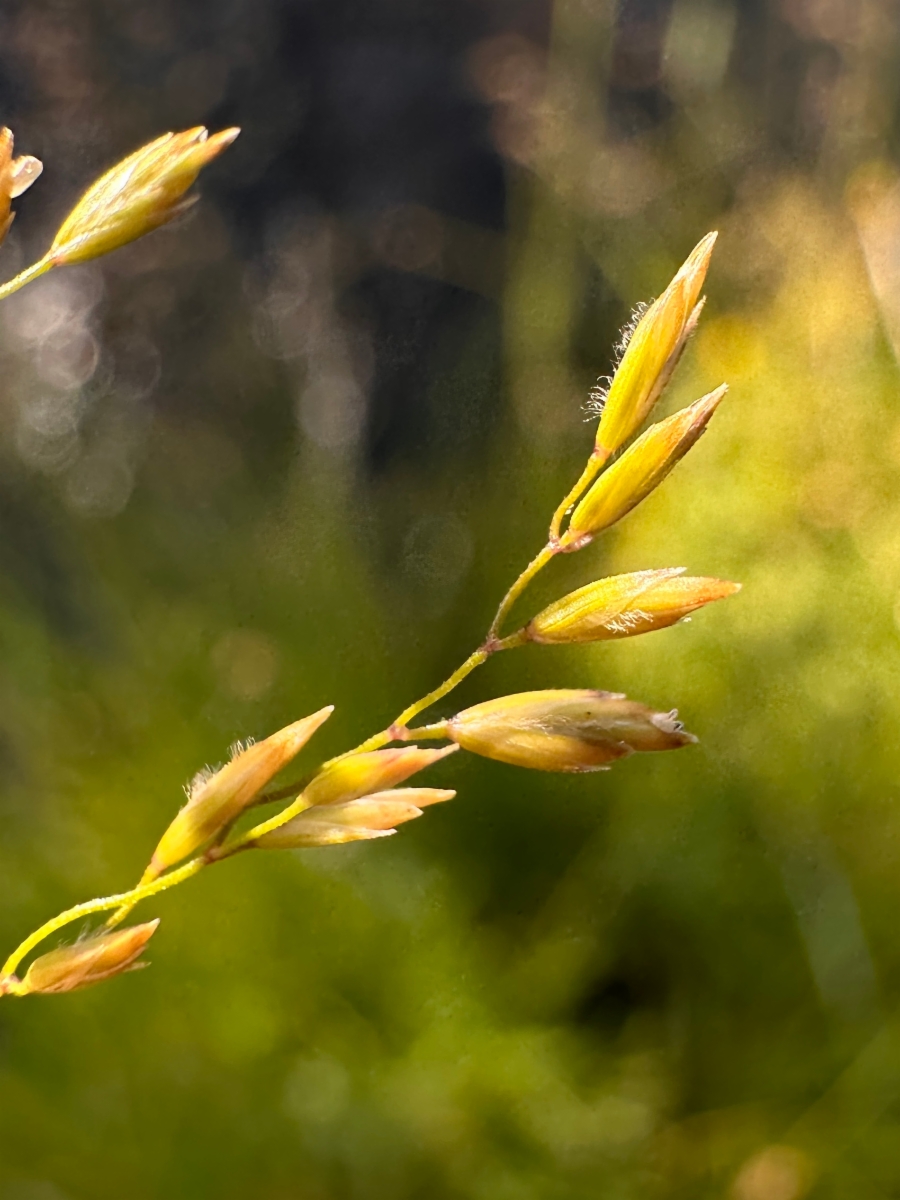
[585,375,612,420]
[182,738,258,798]
[584,300,653,420]
[228,737,255,760]
[185,764,219,801]
[604,608,652,634]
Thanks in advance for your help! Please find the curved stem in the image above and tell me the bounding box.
[323,548,551,766]
[0,255,54,302]
[107,820,242,934]
[2,439,587,988]
[1,856,206,980]
[547,447,609,542]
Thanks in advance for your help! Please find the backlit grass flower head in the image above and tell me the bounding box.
[48,126,240,265]
[0,128,739,998]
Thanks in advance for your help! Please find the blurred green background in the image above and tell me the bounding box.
[3,0,900,1197]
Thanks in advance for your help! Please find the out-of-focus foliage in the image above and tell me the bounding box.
[3,1,900,1198]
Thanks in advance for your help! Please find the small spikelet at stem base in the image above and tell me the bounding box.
[446,690,696,772]
[145,706,333,879]
[15,921,160,996]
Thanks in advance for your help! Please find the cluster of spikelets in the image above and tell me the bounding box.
[0,125,738,998]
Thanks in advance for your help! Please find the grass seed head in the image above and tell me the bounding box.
[254,788,455,848]
[446,689,696,772]
[301,745,458,809]
[146,706,333,878]
[48,126,240,266]
[565,385,727,547]
[594,232,716,456]
[18,921,160,995]
[526,569,740,643]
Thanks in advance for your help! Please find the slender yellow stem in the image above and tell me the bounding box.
[488,543,557,641]
[400,720,450,740]
[105,792,259,932]
[1,856,206,980]
[103,901,136,932]
[313,646,490,765]
[548,446,610,543]
[210,634,530,857]
[392,649,491,734]
[225,796,314,851]
[494,629,529,652]
[0,256,54,302]
[34,633,529,957]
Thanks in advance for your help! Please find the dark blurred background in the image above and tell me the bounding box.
[3,1,900,1197]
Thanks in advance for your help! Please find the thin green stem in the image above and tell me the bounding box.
[331,727,391,758]
[317,549,546,768]
[547,446,609,543]
[0,256,54,302]
[1,856,206,980]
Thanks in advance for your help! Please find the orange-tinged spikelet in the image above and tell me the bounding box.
[526,569,741,643]
[594,233,716,456]
[18,921,159,995]
[301,745,458,808]
[446,689,696,772]
[48,126,239,266]
[146,706,333,878]
[564,385,727,547]
[254,788,455,849]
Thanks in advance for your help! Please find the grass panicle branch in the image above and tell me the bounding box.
[0,128,739,998]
